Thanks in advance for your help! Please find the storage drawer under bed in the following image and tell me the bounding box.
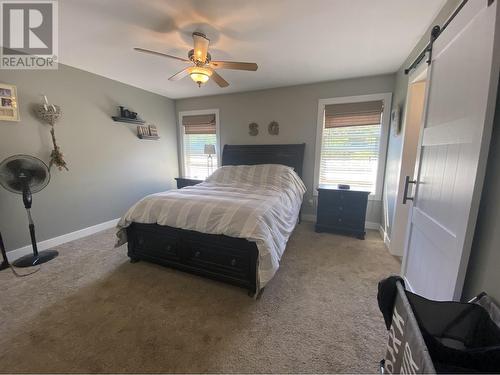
[184,235,252,280]
[126,223,258,293]
[128,224,182,262]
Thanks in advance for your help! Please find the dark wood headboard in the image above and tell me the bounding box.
[221,143,306,178]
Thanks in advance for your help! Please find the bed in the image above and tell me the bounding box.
[116,143,306,296]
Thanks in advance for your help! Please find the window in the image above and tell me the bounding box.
[314,94,391,199]
[179,110,219,179]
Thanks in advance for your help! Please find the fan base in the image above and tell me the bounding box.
[13,250,59,268]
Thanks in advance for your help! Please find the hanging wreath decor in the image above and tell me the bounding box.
[35,96,68,171]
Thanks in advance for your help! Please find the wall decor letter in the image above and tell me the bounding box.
[268,121,279,135]
[249,122,259,136]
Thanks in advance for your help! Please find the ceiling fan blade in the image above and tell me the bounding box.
[168,67,192,81]
[134,47,190,63]
[211,70,229,88]
[210,61,258,71]
[192,32,209,63]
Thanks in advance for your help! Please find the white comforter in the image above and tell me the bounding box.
[116,164,306,289]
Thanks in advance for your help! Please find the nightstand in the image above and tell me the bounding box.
[175,177,203,189]
[315,186,370,239]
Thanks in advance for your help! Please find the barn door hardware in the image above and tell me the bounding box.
[425,26,441,66]
[405,0,473,75]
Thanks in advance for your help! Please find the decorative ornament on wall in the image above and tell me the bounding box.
[268,120,279,135]
[391,106,401,136]
[248,122,259,136]
[35,95,68,171]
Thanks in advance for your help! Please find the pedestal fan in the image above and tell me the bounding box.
[0,155,58,267]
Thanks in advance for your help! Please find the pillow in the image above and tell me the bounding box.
[206,164,305,192]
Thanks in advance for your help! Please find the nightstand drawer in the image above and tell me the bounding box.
[318,190,366,208]
[318,200,366,215]
[317,210,364,229]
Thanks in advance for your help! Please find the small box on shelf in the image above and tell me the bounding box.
[137,124,159,140]
[149,125,158,137]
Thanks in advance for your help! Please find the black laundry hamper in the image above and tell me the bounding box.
[378,277,500,374]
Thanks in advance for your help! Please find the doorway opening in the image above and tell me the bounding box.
[389,67,428,257]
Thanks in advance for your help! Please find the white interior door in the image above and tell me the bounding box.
[402,0,500,301]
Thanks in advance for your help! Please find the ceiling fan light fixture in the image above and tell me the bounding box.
[135,31,257,89]
[190,67,211,87]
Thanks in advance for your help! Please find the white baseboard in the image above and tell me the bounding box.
[301,214,316,222]
[365,221,379,230]
[7,218,120,262]
[301,214,380,231]
[378,225,385,241]
[379,224,391,249]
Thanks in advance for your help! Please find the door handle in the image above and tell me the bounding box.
[403,176,417,204]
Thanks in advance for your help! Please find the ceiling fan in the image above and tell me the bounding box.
[134,32,258,88]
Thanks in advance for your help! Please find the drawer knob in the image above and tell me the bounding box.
[339,206,343,211]
[230,258,237,266]
[338,218,343,222]
[195,251,201,258]
[138,237,144,245]
[166,245,171,251]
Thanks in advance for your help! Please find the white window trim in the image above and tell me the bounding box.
[313,93,392,201]
[178,108,221,178]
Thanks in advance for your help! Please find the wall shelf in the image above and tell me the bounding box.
[138,134,160,140]
[112,116,145,125]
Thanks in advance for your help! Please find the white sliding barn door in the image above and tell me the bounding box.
[402,0,500,301]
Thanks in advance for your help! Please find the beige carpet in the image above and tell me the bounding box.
[0,223,399,373]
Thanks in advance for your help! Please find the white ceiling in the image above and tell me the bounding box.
[59,0,446,99]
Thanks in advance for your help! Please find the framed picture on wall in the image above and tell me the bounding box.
[0,83,19,121]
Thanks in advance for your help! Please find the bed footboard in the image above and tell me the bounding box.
[126,223,258,295]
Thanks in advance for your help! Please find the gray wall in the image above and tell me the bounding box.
[0,64,178,250]
[175,74,395,222]
[382,0,462,238]
[462,87,500,304]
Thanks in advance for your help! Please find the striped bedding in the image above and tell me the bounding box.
[116,164,306,289]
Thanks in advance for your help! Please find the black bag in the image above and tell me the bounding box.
[406,292,500,373]
[378,276,500,373]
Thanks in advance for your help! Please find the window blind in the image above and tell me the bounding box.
[182,114,218,179]
[324,100,383,128]
[319,100,384,193]
[182,114,216,134]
